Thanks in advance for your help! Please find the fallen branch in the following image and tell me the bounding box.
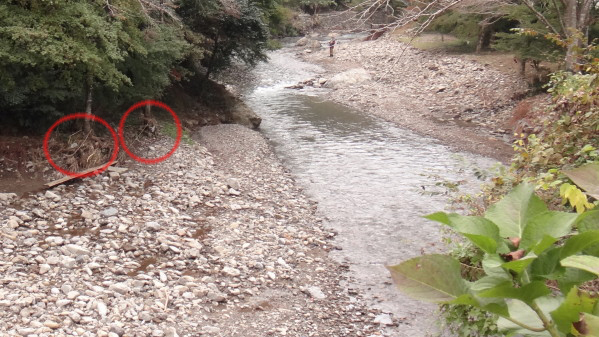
[45,161,119,189]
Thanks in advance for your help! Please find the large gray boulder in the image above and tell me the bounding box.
[296,36,309,46]
[228,103,262,129]
[324,68,371,88]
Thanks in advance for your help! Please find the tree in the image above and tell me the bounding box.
[178,0,269,80]
[0,0,192,130]
[349,0,598,71]
[493,3,564,73]
[0,0,131,128]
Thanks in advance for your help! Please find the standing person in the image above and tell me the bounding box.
[328,37,336,57]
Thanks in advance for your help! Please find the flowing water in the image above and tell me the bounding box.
[235,49,500,336]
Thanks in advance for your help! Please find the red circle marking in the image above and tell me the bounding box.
[43,113,119,178]
[118,100,181,164]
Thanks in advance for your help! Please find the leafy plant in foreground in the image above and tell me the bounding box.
[388,174,599,336]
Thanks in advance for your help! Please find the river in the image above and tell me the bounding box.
[232,47,499,335]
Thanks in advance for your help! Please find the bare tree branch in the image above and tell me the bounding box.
[520,0,562,36]
[550,0,567,34]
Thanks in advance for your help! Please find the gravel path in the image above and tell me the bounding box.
[0,125,388,336]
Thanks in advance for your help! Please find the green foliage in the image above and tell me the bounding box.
[161,121,193,145]
[389,182,599,337]
[492,3,564,63]
[0,0,273,131]
[427,10,482,43]
[0,0,128,126]
[440,303,499,337]
[260,3,300,37]
[266,39,283,50]
[178,0,269,78]
[0,0,194,130]
[506,63,599,202]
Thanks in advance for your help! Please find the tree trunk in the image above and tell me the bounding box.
[160,0,164,23]
[476,23,489,53]
[564,0,579,71]
[519,58,527,76]
[84,80,93,133]
[562,0,594,72]
[143,104,152,119]
[205,34,220,82]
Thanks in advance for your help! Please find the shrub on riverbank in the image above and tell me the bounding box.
[386,47,599,335]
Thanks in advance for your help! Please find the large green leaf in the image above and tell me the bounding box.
[576,210,599,232]
[560,230,599,258]
[483,255,512,279]
[576,214,599,256]
[563,162,599,200]
[530,247,562,278]
[451,293,510,317]
[555,268,596,294]
[502,252,538,274]
[425,212,504,254]
[578,313,599,336]
[387,255,470,303]
[485,183,548,238]
[497,297,562,336]
[532,235,559,255]
[520,211,579,250]
[551,287,597,334]
[561,255,599,276]
[478,281,551,304]
[471,276,511,292]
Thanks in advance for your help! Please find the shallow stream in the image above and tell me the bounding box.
[238,48,499,335]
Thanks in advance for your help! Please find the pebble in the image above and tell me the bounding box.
[306,286,326,299]
[38,264,50,275]
[43,320,60,329]
[374,313,394,326]
[65,244,90,256]
[100,207,118,217]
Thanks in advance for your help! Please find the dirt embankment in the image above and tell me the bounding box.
[298,35,533,163]
[0,78,261,196]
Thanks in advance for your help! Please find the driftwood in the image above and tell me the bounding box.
[45,162,124,189]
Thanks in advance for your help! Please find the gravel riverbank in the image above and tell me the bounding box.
[0,125,388,336]
[299,36,530,163]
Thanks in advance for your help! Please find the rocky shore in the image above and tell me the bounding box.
[0,125,389,336]
[297,35,530,162]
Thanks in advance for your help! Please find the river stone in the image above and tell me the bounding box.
[306,286,326,299]
[38,264,50,274]
[17,328,35,336]
[201,326,220,334]
[109,283,130,295]
[0,193,17,201]
[7,218,19,229]
[165,327,179,337]
[65,244,90,256]
[296,36,309,46]
[44,191,60,200]
[222,266,241,277]
[97,300,108,318]
[374,313,394,326]
[309,40,322,49]
[101,207,118,217]
[43,320,60,329]
[146,221,161,231]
